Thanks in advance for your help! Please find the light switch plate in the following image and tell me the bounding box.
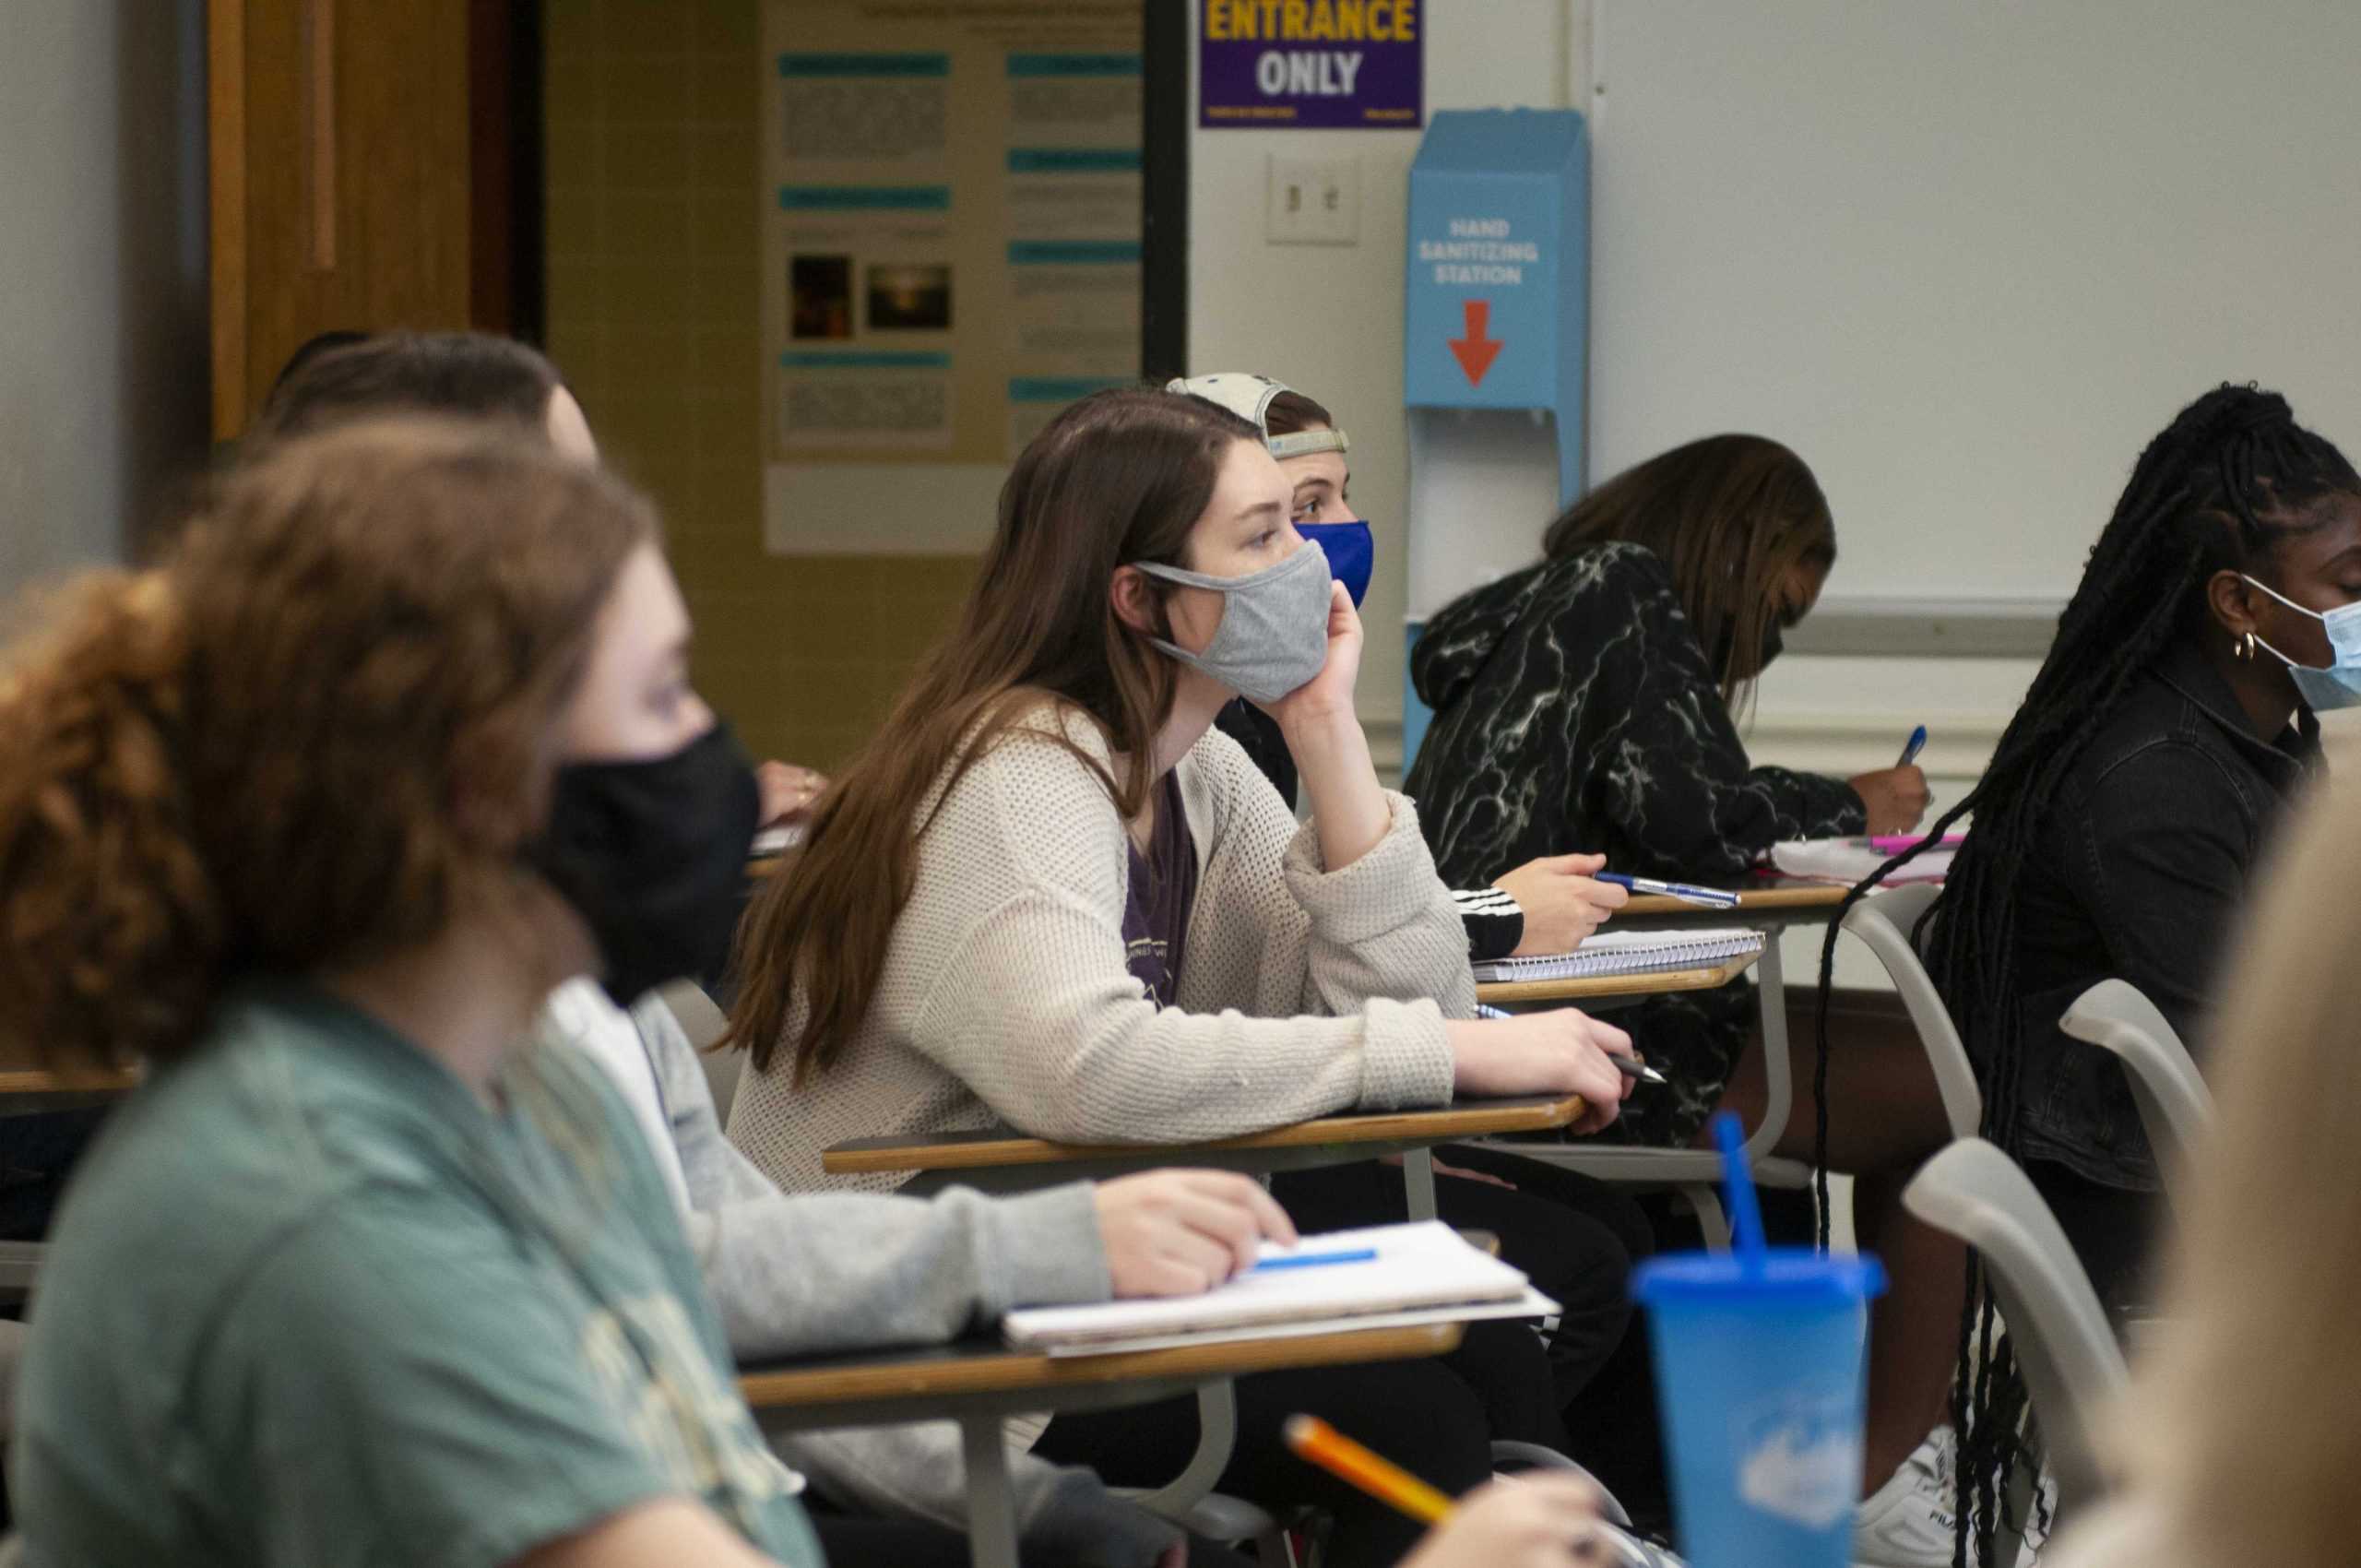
[1265,155,1360,246]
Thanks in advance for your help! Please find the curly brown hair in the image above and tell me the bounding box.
[0,418,655,1065]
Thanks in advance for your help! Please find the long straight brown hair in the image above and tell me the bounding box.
[1543,434,1835,704]
[728,386,1262,1080]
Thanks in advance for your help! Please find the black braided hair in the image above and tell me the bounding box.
[1807,384,2361,1566]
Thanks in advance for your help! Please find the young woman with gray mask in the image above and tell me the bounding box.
[724,386,1642,1568]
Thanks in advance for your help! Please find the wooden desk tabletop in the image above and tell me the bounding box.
[1617,881,1851,920]
[1475,952,1757,1005]
[822,1092,1585,1177]
[0,1067,139,1100]
[738,1319,1463,1411]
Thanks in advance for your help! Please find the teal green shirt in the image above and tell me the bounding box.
[12,981,824,1568]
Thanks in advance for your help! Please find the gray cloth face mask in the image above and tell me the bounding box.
[1132,543,1335,705]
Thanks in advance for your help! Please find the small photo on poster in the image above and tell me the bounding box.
[867,264,954,331]
[789,255,854,340]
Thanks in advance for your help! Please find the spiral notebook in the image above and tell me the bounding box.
[1003,1221,1551,1355]
[1472,927,1764,985]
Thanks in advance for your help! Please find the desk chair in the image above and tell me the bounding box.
[1837,885,1982,1141]
[1478,941,1812,1249]
[2059,980,2213,1176]
[1904,1139,2127,1535]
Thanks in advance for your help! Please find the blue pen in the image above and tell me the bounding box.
[1252,1247,1380,1273]
[1596,872,1740,909]
[1897,724,1928,767]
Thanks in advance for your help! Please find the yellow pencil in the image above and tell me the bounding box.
[1283,1414,1457,1525]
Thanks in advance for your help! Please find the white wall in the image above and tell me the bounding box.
[1189,0,2361,806]
[1185,0,1585,752]
[0,0,210,596]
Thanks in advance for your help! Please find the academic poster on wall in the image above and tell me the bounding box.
[760,1,1145,555]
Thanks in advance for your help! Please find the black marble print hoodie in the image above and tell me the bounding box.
[1406,540,1865,885]
[1403,541,1867,1138]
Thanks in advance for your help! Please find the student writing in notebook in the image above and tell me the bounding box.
[1399,436,1965,1555]
[1852,384,2361,1563]
[251,332,1285,1568]
[724,386,1638,1567]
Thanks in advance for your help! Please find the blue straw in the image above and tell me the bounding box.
[1712,1111,1769,1267]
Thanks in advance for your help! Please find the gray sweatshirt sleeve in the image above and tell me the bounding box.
[630,993,1112,1356]
[628,998,1180,1568]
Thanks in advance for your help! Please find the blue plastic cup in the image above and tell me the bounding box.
[1631,1248,1888,1568]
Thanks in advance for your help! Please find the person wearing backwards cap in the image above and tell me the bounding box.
[1180,374,1627,968]
[1173,372,1663,1458]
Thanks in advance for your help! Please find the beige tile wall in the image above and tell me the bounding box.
[545,0,979,772]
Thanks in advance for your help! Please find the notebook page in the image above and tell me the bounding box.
[1473,927,1764,983]
[1769,839,1956,885]
[1003,1221,1529,1349]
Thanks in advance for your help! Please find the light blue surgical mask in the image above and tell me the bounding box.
[2240,574,2361,710]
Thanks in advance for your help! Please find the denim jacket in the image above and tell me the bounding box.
[2006,640,2321,1189]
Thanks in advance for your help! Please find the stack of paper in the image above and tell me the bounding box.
[1003,1221,1557,1356]
[1472,928,1764,986]
[1769,837,1955,886]
[749,824,806,857]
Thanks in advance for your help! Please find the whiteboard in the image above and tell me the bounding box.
[1586,0,2361,604]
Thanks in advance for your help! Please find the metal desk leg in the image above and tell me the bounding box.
[1131,1380,1241,1520]
[1747,931,1794,1169]
[960,1414,1022,1568]
[1402,1146,1439,1220]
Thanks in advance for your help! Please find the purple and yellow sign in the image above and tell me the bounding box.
[1199,1,1422,130]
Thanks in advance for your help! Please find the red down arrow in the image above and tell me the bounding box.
[1448,299,1502,386]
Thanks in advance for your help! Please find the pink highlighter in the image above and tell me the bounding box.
[1869,831,1967,853]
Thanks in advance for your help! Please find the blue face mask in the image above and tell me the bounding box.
[1298,520,1374,608]
[2240,574,2361,710]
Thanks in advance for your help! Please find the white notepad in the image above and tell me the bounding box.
[749,824,805,857]
[1472,927,1765,985]
[1769,837,1955,885]
[1003,1221,1541,1354]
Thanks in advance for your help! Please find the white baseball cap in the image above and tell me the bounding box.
[1166,373,1349,460]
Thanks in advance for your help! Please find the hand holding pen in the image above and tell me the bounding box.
[1595,872,1740,909]
[1475,1004,1667,1083]
[1847,722,1932,835]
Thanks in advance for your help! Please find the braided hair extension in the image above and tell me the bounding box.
[1802,385,2361,1565]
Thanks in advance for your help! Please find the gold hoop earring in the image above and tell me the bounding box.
[2236,630,2258,661]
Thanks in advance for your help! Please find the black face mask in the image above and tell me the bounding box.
[528,721,761,1004]
[1712,620,1786,681]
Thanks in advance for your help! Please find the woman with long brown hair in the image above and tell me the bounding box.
[1402,436,1964,1558]
[723,385,1641,1566]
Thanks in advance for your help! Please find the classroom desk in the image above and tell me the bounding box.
[738,1320,1465,1568]
[1474,953,1757,1006]
[1478,879,1893,1241]
[824,1093,1589,1222]
[0,1065,139,1116]
[1613,878,1852,924]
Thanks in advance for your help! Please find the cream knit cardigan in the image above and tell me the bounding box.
[729,706,1477,1194]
